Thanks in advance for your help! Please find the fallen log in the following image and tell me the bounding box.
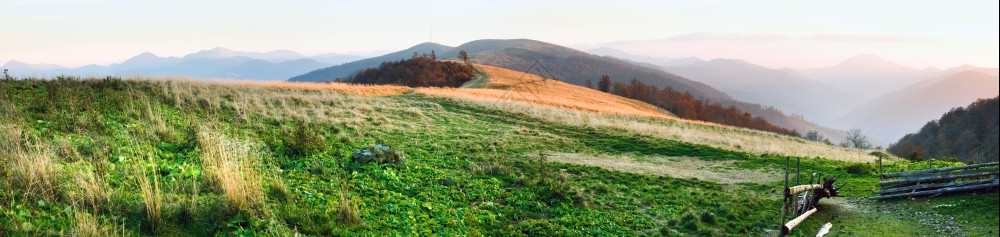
[782,207,818,235]
[881,162,999,179]
[870,181,999,200]
[787,184,823,196]
[879,170,998,188]
[876,178,997,195]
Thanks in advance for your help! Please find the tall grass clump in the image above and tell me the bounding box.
[133,151,162,234]
[1,123,63,202]
[74,167,110,215]
[197,128,266,217]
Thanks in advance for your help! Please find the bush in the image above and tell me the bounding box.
[845,163,875,175]
[351,144,405,165]
[283,122,327,157]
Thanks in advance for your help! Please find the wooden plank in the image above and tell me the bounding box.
[876,178,997,195]
[782,207,818,235]
[816,222,833,237]
[879,170,998,187]
[881,162,998,179]
[788,184,823,196]
[870,181,999,200]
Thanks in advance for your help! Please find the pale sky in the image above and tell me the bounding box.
[2,0,997,69]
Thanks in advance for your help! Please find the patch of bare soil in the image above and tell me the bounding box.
[545,152,780,184]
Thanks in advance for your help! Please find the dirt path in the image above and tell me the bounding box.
[545,152,781,184]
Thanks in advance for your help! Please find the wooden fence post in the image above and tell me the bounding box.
[780,156,790,236]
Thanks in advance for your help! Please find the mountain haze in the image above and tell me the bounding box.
[794,54,942,103]
[838,70,999,143]
[663,59,857,126]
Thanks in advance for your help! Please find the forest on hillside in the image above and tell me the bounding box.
[349,53,474,87]
[889,96,999,163]
[590,75,801,137]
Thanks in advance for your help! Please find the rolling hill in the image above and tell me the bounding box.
[292,39,846,141]
[889,96,999,162]
[837,70,1000,143]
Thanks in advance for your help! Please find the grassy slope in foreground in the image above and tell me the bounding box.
[0,77,994,236]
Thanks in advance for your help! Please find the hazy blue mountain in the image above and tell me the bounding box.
[2,60,66,77]
[309,53,366,65]
[289,42,453,82]
[663,59,857,126]
[220,58,333,80]
[2,48,352,80]
[838,69,999,143]
[182,47,305,62]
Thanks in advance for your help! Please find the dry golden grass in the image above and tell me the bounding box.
[412,65,888,162]
[1,123,64,201]
[419,65,674,119]
[546,152,781,184]
[150,77,408,128]
[196,128,266,216]
[133,149,162,233]
[74,167,110,215]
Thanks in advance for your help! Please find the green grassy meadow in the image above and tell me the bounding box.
[0,77,995,236]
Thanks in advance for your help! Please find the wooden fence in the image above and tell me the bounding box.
[871,161,999,200]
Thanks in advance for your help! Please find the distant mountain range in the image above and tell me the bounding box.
[2,47,363,80]
[837,69,999,143]
[587,47,998,145]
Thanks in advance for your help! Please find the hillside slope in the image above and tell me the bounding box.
[889,96,999,162]
[419,64,673,119]
[417,65,879,162]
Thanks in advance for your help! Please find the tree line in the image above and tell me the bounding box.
[888,96,999,163]
[588,75,801,137]
[347,51,475,87]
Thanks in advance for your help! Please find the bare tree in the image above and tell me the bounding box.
[844,129,872,149]
[458,50,470,65]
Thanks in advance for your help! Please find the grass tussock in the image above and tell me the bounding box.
[74,167,110,215]
[196,128,266,217]
[2,124,64,202]
[133,149,162,234]
[336,184,362,226]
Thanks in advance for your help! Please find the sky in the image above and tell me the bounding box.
[1,0,997,69]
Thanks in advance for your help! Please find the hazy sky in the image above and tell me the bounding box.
[2,0,997,69]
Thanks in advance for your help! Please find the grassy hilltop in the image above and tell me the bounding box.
[0,68,996,236]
